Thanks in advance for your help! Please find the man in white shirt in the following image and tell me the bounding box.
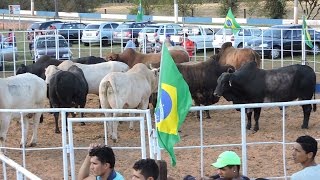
[291,135,320,180]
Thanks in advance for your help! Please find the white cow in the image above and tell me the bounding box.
[46,60,130,95]
[0,73,47,150]
[99,63,159,142]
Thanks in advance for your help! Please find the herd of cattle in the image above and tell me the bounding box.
[0,42,317,150]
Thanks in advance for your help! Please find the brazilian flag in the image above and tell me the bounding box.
[303,16,313,49]
[155,44,192,167]
[224,7,241,34]
[136,0,143,22]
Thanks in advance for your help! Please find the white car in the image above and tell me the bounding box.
[138,23,182,43]
[212,26,262,48]
[81,22,119,46]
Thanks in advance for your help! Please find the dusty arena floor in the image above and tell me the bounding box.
[1,94,320,180]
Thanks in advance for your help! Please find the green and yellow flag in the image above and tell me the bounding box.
[224,7,241,34]
[136,0,143,22]
[155,44,192,167]
[303,16,313,49]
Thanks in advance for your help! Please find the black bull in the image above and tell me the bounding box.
[214,61,317,132]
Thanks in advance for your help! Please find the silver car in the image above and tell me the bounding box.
[34,34,72,62]
[0,34,18,68]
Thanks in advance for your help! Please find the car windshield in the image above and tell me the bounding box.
[261,28,284,38]
[117,24,131,29]
[216,29,233,35]
[28,23,40,30]
[85,24,100,30]
[142,26,159,33]
[36,36,68,48]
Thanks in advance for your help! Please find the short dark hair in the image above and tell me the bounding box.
[296,135,318,159]
[89,145,116,168]
[133,159,159,180]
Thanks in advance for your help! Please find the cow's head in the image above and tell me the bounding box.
[16,64,27,74]
[214,72,234,98]
[44,65,61,84]
[106,53,119,61]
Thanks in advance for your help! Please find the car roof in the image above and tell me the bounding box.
[270,24,302,28]
[35,34,65,39]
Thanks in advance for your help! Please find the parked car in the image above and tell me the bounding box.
[0,37,18,68]
[212,26,262,48]
[171,25,215,51]
[81,22,119,46]
[34,34,72,62]
[137,23,182,43]
[113,21,155,45]
[27,20,63,31]
[52,22,87,43]
[246,24,320,59]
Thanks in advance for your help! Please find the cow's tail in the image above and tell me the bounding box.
[104,79,119,110]
[313,90,317,112]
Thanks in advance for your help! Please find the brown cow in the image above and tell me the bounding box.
[106,47,189,68]
[217,42,261,69]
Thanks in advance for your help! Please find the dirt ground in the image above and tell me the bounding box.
[1,94,320,180]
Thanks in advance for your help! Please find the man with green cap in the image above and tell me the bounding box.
[209,151,250,180]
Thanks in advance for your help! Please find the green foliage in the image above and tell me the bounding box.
[0,0,105,13]
[127,0,157,15]
[155,0,203,17]
[298,0,320,20]
[263,0,287,19]
[218,0,239,18]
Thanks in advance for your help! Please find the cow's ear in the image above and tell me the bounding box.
[227,67,235,73]
[229,74,234,87]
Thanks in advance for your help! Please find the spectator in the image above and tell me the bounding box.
[131,158,159,180]
[47,25,56,35]
[179,33,195,58]
[164,34,174,47]
[125,34,138,51]
[139,34,153,53]
[78,143,124,180]
[6,29,16,46]
[27,29,35,59]
[201,151,250,180]
[291,135,320,180]
[153,37,162,53]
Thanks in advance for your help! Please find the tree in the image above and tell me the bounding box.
[128,0,158,15]
[155,0,203,17]
[298,0,320,19]
[218,0,239,18]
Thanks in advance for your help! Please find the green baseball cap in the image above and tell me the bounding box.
[211,151,241,168]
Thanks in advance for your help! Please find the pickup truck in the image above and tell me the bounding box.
[171,25,215,51]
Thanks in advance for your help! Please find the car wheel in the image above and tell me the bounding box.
[84,43,89,46]
[269,47,281,59]
[237,43,243,48]
[102,38,109,46]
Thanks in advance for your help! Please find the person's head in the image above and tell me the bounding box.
[89,145,116,176]
[293,135,318,165]
[212,151,241,179]
[132,158,159,180]
[166,34,171,39]
[183,33,188,38]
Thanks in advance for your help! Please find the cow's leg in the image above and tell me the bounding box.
[112,113,119,143]
[129,113,135,130]
[301,104,312,129]
[28,113,42,147]
[246,111,253,130]
[20,115,29,147]
[205,110,211,119]
[53,112,60,134]
[0,114,12,153]
[79,103,86,126]
[253,108,262,132]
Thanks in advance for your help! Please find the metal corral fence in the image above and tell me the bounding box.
[0,108,152,180]
[0,100,320,179]
[1,27,320,77]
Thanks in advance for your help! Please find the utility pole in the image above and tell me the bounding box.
[54,0,59,18]
[294,0,298,24]
[31,0,34,16]
[174,0,178,23]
